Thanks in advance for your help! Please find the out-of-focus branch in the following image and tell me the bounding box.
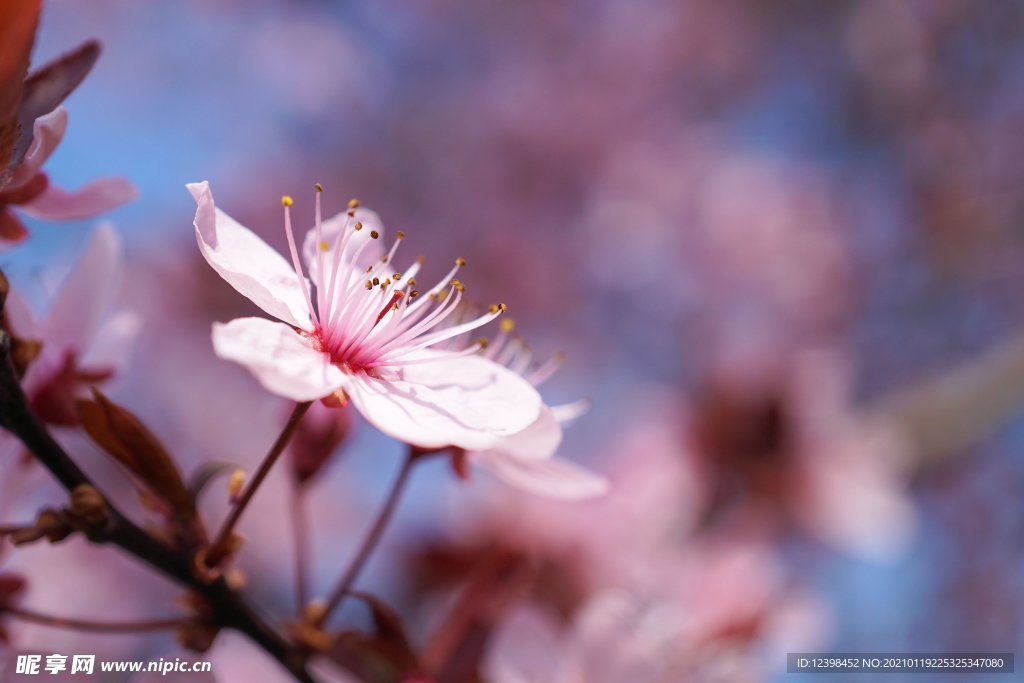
[0,330,315,683]
[867,331,1024,468]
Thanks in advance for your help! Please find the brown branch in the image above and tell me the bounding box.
[0,331,315,683]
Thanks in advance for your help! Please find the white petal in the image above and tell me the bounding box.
[212,317,344,402]
[481,406,563,460]
[40,224,121,353]
[188,181,312,329]
[344,351,541,450]
[474,451,609,500]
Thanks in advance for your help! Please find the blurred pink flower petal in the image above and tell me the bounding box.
[5,225,138,428]
[0,109,137,239]
[39,224,123,351]
[20,176,137,220]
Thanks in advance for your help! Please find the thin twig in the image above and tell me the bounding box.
[205,401,311,567]
[316,447,420,626]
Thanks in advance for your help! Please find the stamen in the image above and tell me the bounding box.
[282,196,317,327]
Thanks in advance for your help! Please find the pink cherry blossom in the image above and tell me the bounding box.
[187,181,541,451]
[0,109,137,242]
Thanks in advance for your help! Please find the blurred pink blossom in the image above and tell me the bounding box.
[0,109,136,242]
[4,225,139,432]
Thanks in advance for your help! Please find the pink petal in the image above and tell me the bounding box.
[212,317,344,401]
[481,406,563,460]
[4,108,67,191]
[20,176,137,219]
[78,310,141,374]
[474,451,609,500]
[188,181,313,329]
[40,224,121,353]
[344,351,542,450]
[301,207,386,288]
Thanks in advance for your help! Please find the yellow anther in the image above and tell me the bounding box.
[393,272,402,280]
[500,318,516,333]
[499,303,508,312]
[314,182,323,192]
[396,230,406,239]
[281,195,294,207]
[319,241,330,252]
[354,222,364,230]
[416,255,426,264]
[488,303,508,314]
[407,278,416,286]
[365,280,373,290]
[477,338,489,349]
[455,257,467,267]
[370,230,380,239]
[348,198,361,209]
[451,278,465,292]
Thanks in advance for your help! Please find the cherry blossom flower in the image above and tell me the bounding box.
[3,225,139,431]
[187,181,541,451]
[0,109,137,242]
[452,318,608,500]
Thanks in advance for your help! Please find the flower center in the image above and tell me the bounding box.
[282,187,509,374]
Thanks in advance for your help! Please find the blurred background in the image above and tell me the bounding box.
[6,1,1024,681]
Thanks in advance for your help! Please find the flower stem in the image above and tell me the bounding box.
[291,483,310,614]
[316,446,421,626]
[206,401,311,568]
[2,606,188,634]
